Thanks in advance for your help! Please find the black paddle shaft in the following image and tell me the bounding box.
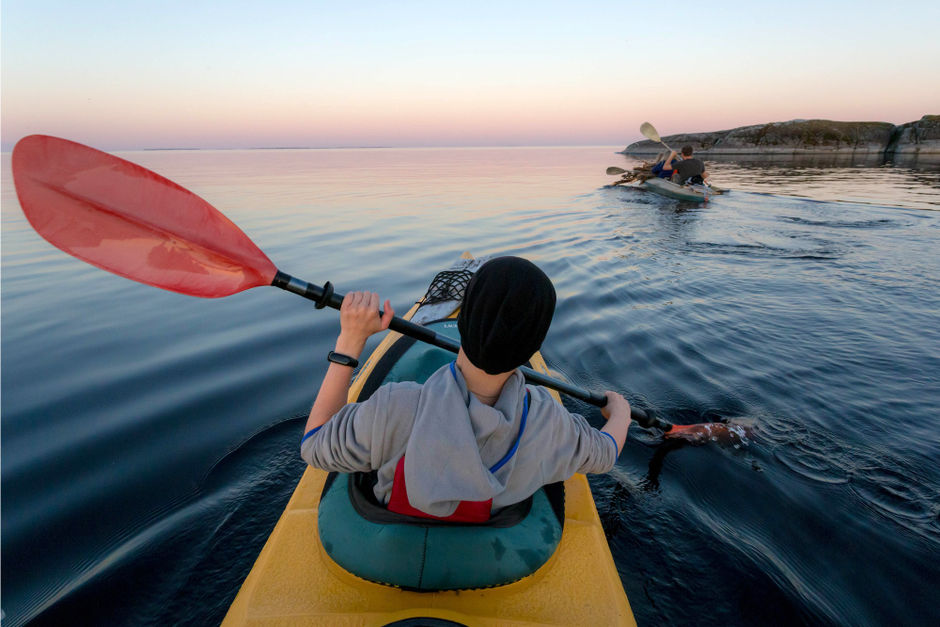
[272,271,664,428]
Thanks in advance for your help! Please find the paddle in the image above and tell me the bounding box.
[13,134,675,430]
[606,166,627,175]
[640,121,672,152]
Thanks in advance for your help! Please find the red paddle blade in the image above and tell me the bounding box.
[11,135,277,297]
[664,422,751,446]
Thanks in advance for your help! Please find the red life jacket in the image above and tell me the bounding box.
[387,455,493,522]
[386,362,530,523]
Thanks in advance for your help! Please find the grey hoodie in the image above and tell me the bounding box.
[301,363,617,517]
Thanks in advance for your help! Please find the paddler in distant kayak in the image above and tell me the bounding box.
[300,256,633,522]
[649,150,676,179]
[664,144,709,185]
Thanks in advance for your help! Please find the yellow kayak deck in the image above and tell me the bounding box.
[223,467,633,626]
[223,262,635,626]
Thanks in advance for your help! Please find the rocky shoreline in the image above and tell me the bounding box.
[622,115,940,156]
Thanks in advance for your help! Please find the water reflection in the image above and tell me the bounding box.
[642,439,692,491]
[703,152,940,168]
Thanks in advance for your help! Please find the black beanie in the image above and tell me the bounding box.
[457,256,556,375]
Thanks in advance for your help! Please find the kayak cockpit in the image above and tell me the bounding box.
[318,472,565,590]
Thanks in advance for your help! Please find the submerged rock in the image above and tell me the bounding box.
[623,116,939,156]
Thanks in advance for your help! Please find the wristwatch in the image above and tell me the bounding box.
[327,351,359,368]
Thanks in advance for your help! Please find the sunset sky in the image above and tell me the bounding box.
[2,1,938,151]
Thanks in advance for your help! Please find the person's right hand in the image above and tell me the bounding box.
[335,291,394,357]
[601,391,631,422]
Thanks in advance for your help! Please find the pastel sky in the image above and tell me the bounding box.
[2,1,938,150]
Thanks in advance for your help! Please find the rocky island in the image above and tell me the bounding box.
[622,115,939,157]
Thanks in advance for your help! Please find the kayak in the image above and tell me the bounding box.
[222,253,636,626]
[640,176,726,202]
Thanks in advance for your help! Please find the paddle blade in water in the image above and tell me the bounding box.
[639,122,661,143]
[12,135,277,297]
[664,422,751,447]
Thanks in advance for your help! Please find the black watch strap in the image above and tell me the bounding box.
[327,351,359,368]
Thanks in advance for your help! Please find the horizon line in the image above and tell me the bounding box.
[0,142,628,154]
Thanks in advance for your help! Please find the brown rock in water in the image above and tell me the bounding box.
[622,116,939,156]
[718,120,894,153]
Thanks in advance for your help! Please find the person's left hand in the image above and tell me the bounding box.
[334,291,394,356]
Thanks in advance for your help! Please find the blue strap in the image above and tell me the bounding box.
[602,431,619,456]
[490,390,528,473]
[449,360,529,473]
[300,426,322,444]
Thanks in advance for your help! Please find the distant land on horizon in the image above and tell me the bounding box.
[140,145,393,152]
[134,144,602,152]
[133,144,620,152]
[623,115,940,156]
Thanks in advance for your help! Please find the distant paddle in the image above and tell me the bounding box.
[640,121,672,151]
[606,166,628,175]
[12,134,743,437]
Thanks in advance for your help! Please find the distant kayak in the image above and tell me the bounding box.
[606,161,727,202]
[640,177,727,202]
[222,253,637,627]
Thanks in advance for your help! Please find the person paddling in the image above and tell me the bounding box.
[664,144,708,185]
[300,256,632,521]
[649,150,676,179]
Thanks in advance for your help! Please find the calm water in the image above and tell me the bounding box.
[2,146,939,626]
